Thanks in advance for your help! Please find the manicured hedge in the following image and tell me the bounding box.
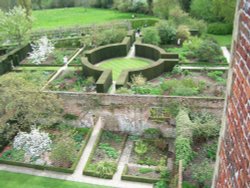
[85,43,128,64]
[130,18,160,29]
[85,30,135,64]
[53,37,82,48]
[116,59,178,88]
[0,128,93,174]
[96,70,113,93]
[82,58,113,93]
[135,43,178,61]
[0,56,12,76]
[121,165,161,184]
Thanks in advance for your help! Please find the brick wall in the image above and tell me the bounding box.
[213,0,250,187]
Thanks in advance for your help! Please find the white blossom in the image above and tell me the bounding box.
[13,128,52,158]
[28,36,54,65]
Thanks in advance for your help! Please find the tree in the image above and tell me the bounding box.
[0,74,62,132]
[190,0,217,22]
[153,0,177,19]
[178,0,191,12]
[18,0,32,16]
[51,133,77,167]
[212,0,236,24]
[142,27,161,45]
[147,0,153,14]
[0,7,33,46]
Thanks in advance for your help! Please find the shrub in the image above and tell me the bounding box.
[0,148,25,162]
[207,71,226,84]
[191,160,213,187]
[205,141,218,161]
[131,74,147,86]
[143,128,162,139]
[176,25,191,42]
[196,40,222,62]
[134,140,148,156]
[207,23,233,35]
[183,37,203,52]
[50,133,77,167]
[89,161,117,178]
[171,65,183,75]
[139,168,155,174]
[175,137,194,168]
[154,180,168,188]
[142,27,161,45]
[116,87,133,94]
[13,129,52,159]
[169,6,189,26]
[156,21,176,44]
[98,143,118,159]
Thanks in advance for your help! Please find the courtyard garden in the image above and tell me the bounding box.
[0,0,236,187]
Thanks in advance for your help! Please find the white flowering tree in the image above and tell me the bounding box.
[28,36,54,65]
[13,128,52,159]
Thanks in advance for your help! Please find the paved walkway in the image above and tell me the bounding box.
[221,46,231,63]
[180,66,229,71]
[0,118,153,188]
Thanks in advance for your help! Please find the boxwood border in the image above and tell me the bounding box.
[121,164,162,184]
[0,128,93,174]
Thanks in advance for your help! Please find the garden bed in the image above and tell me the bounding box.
[129,139,169,166]
[0,125,92,173]
[47,68,97,92]
[122,165,162,184]
[83,130,127,179]
[116,69,227,97]
[20,48,78,65]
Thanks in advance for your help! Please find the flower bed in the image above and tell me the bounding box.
[116,69,227,97]
[20,48,78,65]
[48,68,96,92]
[83,130,127,179]
[0,126,92,173]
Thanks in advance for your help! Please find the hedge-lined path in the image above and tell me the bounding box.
[0,118,153,188]
[221,46,231,63]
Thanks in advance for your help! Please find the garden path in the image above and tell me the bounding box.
[0,118,153,188]
[41,47,84,90]
[180,66,229,71]
[221,47,231,63]
[113,140,134,181]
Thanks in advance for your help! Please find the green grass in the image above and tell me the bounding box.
[0,171,110,188]
[33,7,152,30]
[98,58,151,80]
[207,34,232,47]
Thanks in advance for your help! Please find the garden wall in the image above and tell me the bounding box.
[49,92,225,116]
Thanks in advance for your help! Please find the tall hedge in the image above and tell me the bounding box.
[81,58,113,93]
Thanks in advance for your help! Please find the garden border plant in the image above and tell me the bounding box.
[0,128,93,174]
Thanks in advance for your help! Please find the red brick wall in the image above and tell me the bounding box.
[214,0,250,187]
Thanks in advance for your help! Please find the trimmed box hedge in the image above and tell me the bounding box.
[130,18,160,29]
[116,59,178,88]
[53,37,82,48]
[121,164,161,184]
[82,58,113,93]
[0,128,93,174]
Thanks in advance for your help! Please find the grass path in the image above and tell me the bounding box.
[0,171,109,188]
[207,34,232,46]
[98,58,151,80]
[33,7,152,30]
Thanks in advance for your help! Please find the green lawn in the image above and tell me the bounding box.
[98,58,151,81]
[207,34,232,47]
[0,171,110,188]
[33,7,152,30]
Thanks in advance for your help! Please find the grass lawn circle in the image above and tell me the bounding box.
[97,58,152,81]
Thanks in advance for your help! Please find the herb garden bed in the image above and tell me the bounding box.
[0,126,92,173]
[47,68,96,92]
[83,130,127,179]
